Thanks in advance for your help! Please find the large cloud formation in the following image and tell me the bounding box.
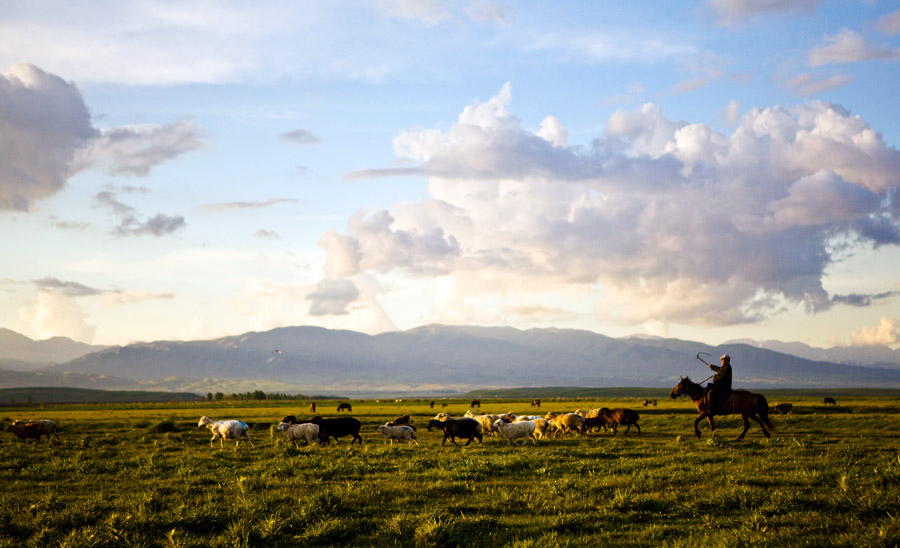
[0,64,96,211]
[327,84,900,328]
[0,64,204,213]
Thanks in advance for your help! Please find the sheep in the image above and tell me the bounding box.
[432,412,451,421]
[277,421,320,447]
[464,411,497,436]
[377,424,418,445]
[529,418,553,439]
[583,416,608,434]
[545,412,585,437]
[6,419,60,443]
[427,418,482,446]
[309,416,363,445]
[493,419,537,445]
[387,414,416,430]
[198,416,254,449]
[514,415,542,422]
[599,408,641,436]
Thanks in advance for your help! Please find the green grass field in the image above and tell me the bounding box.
[2,396,899,547]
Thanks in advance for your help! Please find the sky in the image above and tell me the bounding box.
[1,0,899,350]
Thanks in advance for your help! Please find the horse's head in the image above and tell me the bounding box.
[670,376,688,399]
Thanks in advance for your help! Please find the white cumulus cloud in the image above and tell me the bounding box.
[327,84,900,329]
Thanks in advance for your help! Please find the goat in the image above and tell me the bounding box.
[198,416,254,449]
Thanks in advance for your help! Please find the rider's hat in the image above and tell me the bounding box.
[720,354,730,361]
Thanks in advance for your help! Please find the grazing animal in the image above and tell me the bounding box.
[337,402,352,412]
[824,397,837,406]
[471,400,481,408]
[198,416,254,449]
[441,403,448,408]
[277,422,320,447]
[599,408,641,436]
[309,402,316,413]
[377,424,418,445]
[427,418,482,446]
[493,419,537,445]
[306,416,363,445]
[531,399,541,408]
[670,377,773,440]
[775,403,794,417]
[6,419,60,443]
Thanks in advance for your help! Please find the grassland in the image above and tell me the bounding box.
[1,395,899,547]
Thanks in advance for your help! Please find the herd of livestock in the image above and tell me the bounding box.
[4,396,823,447]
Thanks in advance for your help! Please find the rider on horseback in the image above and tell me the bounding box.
[705,354,733,414]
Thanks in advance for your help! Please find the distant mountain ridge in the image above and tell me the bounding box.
[0,328,108,371]
[0,324,894,395]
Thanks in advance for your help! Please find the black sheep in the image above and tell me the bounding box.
[310,416,363,445]
[427,418,483,446]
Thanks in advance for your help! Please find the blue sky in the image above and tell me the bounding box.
[1,0,899,349]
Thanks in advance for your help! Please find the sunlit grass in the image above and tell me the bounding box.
[1,396,899,546]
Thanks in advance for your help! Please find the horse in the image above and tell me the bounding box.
[336,402,352,412]
[669,376,773,440]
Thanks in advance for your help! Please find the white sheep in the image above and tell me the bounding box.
[198,416,255,449]
[376,424,418,445]
[277,421,320,447]
[493,419,537,445]
[514,415,543,422]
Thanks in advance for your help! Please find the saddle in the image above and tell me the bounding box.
[703,390,734,415]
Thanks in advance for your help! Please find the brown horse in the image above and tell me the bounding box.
[670,376,773,440]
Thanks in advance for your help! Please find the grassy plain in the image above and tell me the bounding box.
[1,395,899,547]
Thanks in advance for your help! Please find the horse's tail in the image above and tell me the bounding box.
[755,394,774,430]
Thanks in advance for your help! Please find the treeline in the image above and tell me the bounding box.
[204,391,339,401]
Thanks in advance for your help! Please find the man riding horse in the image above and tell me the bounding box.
[704,354,733,414]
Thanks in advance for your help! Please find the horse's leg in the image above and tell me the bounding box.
[748,413,771,438]
[693,414,705,439]
[737,413,751,440]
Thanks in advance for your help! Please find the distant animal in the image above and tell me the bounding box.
[599,408,641,436]
[377,424,418,445]
[427,418,482,446]
[670,377,773,440]
[441,403,448,408]
[198,416,254,449]
[430,401,435,409]
[309,416,363,445]
[337,402,352,412]
[775,403,794,417]
[6,419,60,443]
[471,400,481,408]
[642,399,657,407]
[824,397,837,406]
[531,399,541,408]
[309,402,316,413]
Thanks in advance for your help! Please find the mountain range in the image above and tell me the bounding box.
[2,325,900,396]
